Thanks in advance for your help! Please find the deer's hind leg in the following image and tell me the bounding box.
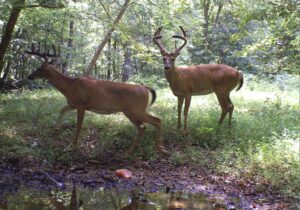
[215,92,228,125]
[125,119,146,156]
[225,95,234,126]
[125,111,167,156]
[143,114,168,155]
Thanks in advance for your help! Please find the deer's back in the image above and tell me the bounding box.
[169,64,240,96]
[66,77,149,112]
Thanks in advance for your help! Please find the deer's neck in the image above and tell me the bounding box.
[165,67,181,86]
[164,67,184,94]
[46,69,76,95]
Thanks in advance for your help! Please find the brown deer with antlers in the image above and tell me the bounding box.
[26,44,167,155]
[153,26,243,132]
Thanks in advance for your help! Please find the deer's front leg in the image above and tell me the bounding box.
[56,105,75,128]
[73,108,85,148]
[177,97,184,129]
[183,95,191,133]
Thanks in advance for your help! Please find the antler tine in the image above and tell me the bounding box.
[179,26,187,38]
[153,26,167,54]
[172,35,187,40]
[49,44,62,65]
[154,26,163,37]
[25,42,48,62]
[172,26,187,54]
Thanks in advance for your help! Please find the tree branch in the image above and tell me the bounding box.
[25,2,65,9]
[84,0,131,76]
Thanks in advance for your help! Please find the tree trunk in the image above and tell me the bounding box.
[62,20,74,75]
[113,37,117,79]
[214,2,224,28]
[62,0,75,75]
[107,38,112,80]
[0,0,63,88]
[0,59,12,88]
[84,0,131,76]
[133,50,139,73]
[0,60,4,77]
[202,0,211,50]
[121,47,132,82]
[0,0,25,76]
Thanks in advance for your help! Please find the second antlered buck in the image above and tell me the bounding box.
[153,26,244,132]
[26,44,167,156]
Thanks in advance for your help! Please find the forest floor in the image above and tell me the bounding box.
[1,75,299,209]
[0,154,298,209]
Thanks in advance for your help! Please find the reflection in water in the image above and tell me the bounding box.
[0,185,236,210]
[49,185,83,210]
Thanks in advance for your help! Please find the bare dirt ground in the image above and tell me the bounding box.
[0,156,298,209]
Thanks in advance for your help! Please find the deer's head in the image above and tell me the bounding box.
[153,26,187,71]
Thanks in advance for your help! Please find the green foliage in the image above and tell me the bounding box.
[1,0,299,86]
[129,74,168,89]
[232,0,300,74]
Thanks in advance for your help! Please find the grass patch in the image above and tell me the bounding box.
[0,74,299,196]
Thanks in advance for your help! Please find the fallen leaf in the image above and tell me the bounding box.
[115,169,132,179]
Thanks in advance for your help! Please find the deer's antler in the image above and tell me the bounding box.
[153,26,167,54]
[25,43,60,62]
[172,26,187,55]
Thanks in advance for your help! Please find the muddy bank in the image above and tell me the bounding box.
[0,157,298,209]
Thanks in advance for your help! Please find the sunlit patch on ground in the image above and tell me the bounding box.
[2,127,17,138]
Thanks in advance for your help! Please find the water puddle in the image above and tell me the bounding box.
[0,185,240,210]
